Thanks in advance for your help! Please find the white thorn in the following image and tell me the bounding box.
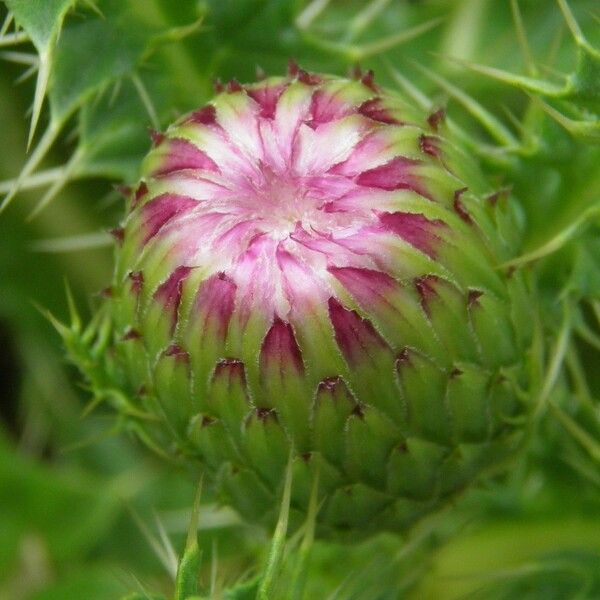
[131,73,160,130]
[344,0,392,43]
[153,510,179,579]
[0,30,30,47]
[0,120,61,213]
[210,540,218,595]
[0,13,14,37]
[27,51,51,150]
[109,77,123,107]
[0,167,66,195]
[357,17,443,60]
[295,0,332,30]
[385,62,432,110]
[31,231,113,253]
[15,63,39,85]
[81,0,105,18]
[412,60,518,147]
[556,0,586,45]
[128,507,178,580]
[534,306,571,419]
[0,50,39,65]
[27,149,83,220]
[510,0,537,77]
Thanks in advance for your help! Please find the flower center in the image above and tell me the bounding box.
[132,78,449,323]
[253,170,315,237]
[238,165,366,244]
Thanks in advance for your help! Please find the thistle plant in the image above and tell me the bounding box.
[1,1,600,599]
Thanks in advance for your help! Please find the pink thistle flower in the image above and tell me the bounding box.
[105,67,531,535]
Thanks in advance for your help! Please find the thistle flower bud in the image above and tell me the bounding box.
[103,67,532,535]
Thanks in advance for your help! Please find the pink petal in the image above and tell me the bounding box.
[140,194,199,244]
[260,318,305,376]
[247,84,286,119]
[192,272,237,341]
[328,297,389,366]
[151,138,220,177]
[153,266,193,331]
[378,212,446,258]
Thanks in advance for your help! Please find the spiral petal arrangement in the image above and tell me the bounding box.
[106,65,532,535]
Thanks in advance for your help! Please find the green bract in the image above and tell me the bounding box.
[76,66,533,536]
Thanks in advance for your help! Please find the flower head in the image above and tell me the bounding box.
[106,66,531,535]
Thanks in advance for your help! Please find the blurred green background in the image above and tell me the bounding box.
[1,1,599,598]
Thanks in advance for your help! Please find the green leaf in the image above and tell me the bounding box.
[4,0,76,49]
[28,567,130,600]
[223,578,260,600]
[4,0,78,146]
[0,430,120,572]
[48,6,150,125]
[76,78,154,182]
